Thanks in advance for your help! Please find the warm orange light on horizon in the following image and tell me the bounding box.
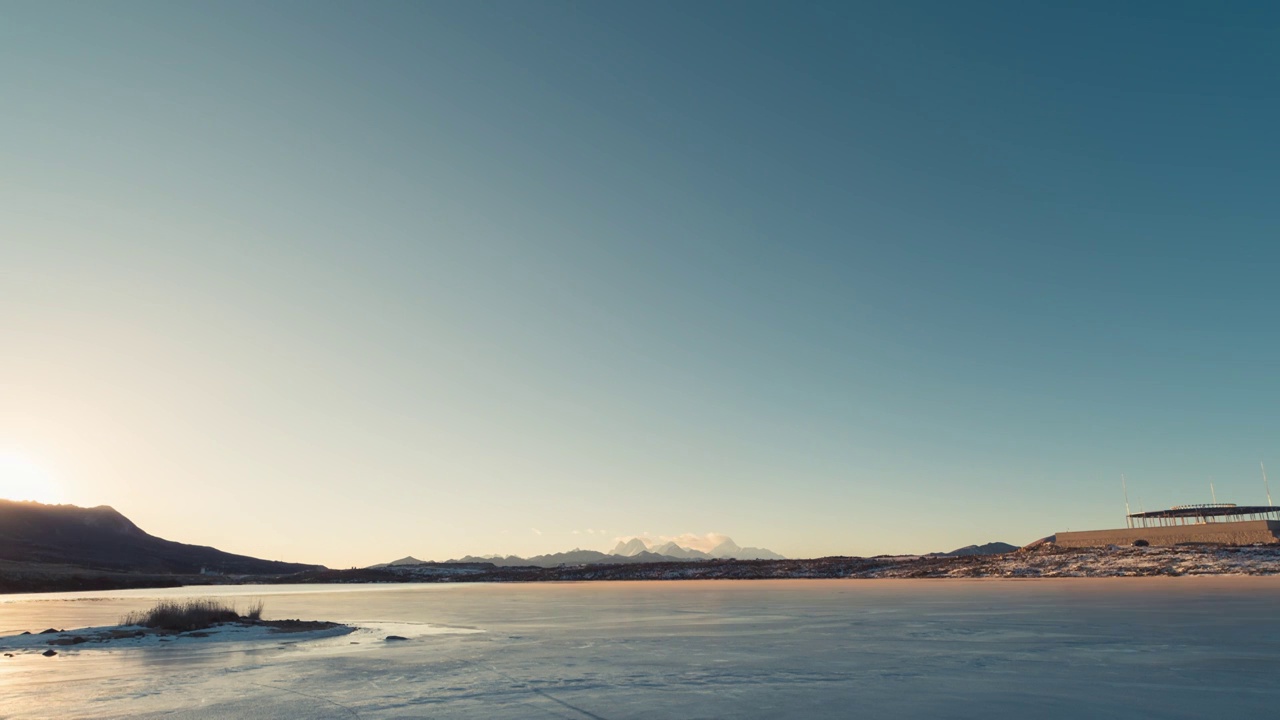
[0,452,63,504]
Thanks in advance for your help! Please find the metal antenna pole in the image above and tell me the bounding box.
[1264,462,1273,507]
[1122,474,1132,528]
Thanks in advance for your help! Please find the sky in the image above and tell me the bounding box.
[3,1,1280,568]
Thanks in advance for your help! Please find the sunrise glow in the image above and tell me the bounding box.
[0,453,61,504]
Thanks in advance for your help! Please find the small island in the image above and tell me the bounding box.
[1,599,353,657]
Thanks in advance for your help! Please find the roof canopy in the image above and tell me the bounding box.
[1128,503,1277,519]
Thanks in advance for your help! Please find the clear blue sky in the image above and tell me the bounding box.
[3,1,1279,566]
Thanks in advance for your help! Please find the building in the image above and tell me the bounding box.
[1055,503,1280,548]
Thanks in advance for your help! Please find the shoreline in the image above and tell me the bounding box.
[7,544,1280,595]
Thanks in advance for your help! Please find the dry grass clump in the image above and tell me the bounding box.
[245,598,265,621]
[120,598,265,632]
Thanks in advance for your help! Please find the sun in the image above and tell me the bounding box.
[0,453,62,504]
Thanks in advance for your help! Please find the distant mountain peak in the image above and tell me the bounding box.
[439,535,785,568]
[709,538,742,556]
[609,538,651,557]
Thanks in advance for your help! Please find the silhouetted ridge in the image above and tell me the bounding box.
[0,499,320,575]
[937,542,1018,557]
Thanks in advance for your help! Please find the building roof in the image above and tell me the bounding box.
[1127,503,1277,519]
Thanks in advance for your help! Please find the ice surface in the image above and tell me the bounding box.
[3,578,1280,718]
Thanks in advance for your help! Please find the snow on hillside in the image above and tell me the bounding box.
[866,544,1280,579]
[336,544,1280,584]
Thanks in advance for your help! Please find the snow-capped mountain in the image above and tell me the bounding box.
[608,536,783,561]
[374,536,785,570]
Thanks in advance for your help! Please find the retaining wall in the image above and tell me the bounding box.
[1055,520,1280,548]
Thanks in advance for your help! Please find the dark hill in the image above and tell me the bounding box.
[0,500,321,575]
[938,542,1019,557]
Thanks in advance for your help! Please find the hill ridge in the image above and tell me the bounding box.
[0,499,322,576]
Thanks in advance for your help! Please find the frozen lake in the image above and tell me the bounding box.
[3,578,1280,718]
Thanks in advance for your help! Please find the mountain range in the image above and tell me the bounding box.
[1,499,1017,595]
[390,536,786,569]
[609,536,784,561]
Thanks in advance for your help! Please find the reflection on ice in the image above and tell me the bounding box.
[2,579,1280,719]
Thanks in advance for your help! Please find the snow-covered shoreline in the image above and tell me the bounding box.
[862,543,1280,578]
[0,620,355,656]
